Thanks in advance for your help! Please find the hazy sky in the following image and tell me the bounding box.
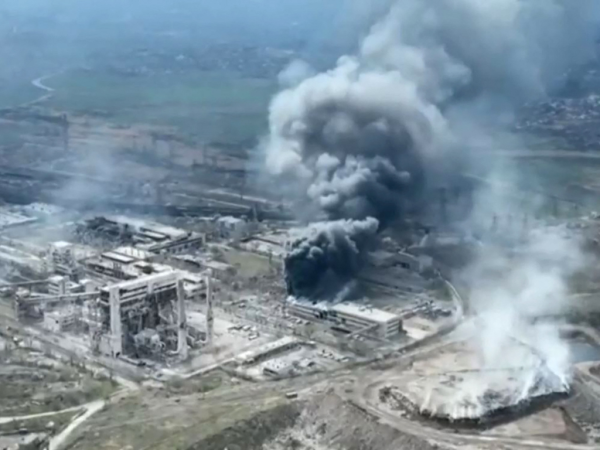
[1,0,383,82]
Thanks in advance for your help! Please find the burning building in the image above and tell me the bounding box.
[284,218,379,298]
[267,0,600,301]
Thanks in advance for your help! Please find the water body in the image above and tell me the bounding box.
[569,339,600,364]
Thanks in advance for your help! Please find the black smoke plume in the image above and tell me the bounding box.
[284,217,378,298]
[266,0,600,217]
[269,0,600,298]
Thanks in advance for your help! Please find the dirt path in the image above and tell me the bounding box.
[16,71,64,108]
[49,400,105,450]
[0,405,84,425]
[0,399,108,450]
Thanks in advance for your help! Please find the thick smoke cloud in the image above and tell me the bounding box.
[270,0,600,297]
[284,217,378,298]
[266,0,600,221]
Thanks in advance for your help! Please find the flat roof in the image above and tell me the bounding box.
[114,246,152,261]
[105,215,188,240]
[331,302,399,323]
[102,251,135,264]
[288,298,399,324]
[203,260,233,271]
[101,271,180,292]
[51,241,72,249]
[48,275,65,283]
[240,240,285,257]
[235,336,300,363]
[140,230,168,241]
[218,216,245,225]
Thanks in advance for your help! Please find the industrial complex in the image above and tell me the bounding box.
[3,1,600,450]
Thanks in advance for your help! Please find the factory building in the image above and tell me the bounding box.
[49,241,78,278]
[169,254,234,281]
[97,271,187,359]
[48,275,68,296]
[148,233,205,255]
[43,309,77,333]
[79,216,205,254]
[47,275,90,296]
[238,231,289,261]
[235,336,302,366]
[217,216,249,241]
[47,241,98,280]
[287,299,402,339]
[84,246,174,281]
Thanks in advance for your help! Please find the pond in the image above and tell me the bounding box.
[569,339,600,364]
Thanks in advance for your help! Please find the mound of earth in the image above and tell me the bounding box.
[194,391,439,450]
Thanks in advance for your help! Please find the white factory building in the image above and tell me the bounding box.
[287,299,402,339]
[43,308,77,333]
[216,216,250,241]
[97,271,186,358]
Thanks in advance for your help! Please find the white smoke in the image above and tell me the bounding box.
[421,225,584,420]
[277,59,316,88]
[459,224,587,410]
[266,0,600,403]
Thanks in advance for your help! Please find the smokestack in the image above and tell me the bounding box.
[176,277,188,359]
[205,270,213,345]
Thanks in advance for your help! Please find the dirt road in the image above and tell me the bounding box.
[16,71,63,108]
[49,400,105,450]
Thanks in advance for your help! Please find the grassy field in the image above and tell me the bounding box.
[44,69,277,145]
[0,410,79,435]
[64,376,290,450]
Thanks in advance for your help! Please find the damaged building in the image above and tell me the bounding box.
[95,271,188,360]
[75,216,205,254]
